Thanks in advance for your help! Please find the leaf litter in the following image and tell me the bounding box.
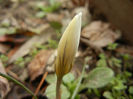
[81,21,121,48]
[28,50,53,81]
[0,0,133,99]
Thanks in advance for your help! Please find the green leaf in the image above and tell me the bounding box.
[36,11,46,18]
[83,67,114,88]
[110,75,127,90]
[111,57,122,67]
[103,91,113,99]
[107,43,118,50]
[50,21,62,30]
[39,2,60,13]
[15,57,25,68]
[46,74,57,84]
[49,0,61,11]
[1,19,10,27]
[129,95,133,99]
[7,27,16,34]
[129,86,133,94]
[99,53,106,59]
[0,28,7,35]
[48,39,58,49]
[97,59,107,67]
[45,83,70,99]
[113,82,127,90]
[97,53,107,67]
[122,54,130,60]
[63,73,75,84]
[41,6,54,13]
[93,88,101,97]
[0,54,8,63]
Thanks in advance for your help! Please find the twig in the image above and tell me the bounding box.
[32,72,48,99]
[0,73,37,99]
[41,85,47,93]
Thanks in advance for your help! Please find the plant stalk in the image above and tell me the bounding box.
[56,77,62,99]
[71,57,89,99]
[0,73,37,99]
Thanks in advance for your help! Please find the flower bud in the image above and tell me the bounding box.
[55,12,82,78]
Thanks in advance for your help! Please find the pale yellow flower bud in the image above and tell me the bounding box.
[55,12,82,78]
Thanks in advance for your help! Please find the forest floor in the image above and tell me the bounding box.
[0,0,133,99]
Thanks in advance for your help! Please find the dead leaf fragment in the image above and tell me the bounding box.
[81,21,120,48]
[0,35,26,43]
[46,50,57,73]
[7,46,20,58]
[0,44,10,54]
[72,6,91,25]
[46,13,64,22]
[0,60,10,98]
[60,0,75,9]
[28,50,53,81]
[116,45,133,56]
[8,26,53,64]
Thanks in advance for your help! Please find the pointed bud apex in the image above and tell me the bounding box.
[55,12,82,78]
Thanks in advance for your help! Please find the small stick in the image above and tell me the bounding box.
[32,72,48,99]
[41,85,47,93]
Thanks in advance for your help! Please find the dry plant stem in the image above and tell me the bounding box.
[32,72,48,99]
[56,77,62,99]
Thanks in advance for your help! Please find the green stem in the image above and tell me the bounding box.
[56,77,62,99]
[71,58,88,99]
[0,73,37,99]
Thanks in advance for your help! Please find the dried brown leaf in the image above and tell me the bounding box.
[115,46,133,56]
[46,50,57,73]
[0,35,26,43]
[0,44,10,54]
[28,50,53,81]
[7,46,20,58]
[72,6,91,25]
[8,26,53,64]
[81,21,120,47]
[46,13,64,22]
[60,0,75,9]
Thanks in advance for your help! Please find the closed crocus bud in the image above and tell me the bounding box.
[55,12,82,78]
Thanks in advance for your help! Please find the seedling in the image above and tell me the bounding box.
[55,12,82,99]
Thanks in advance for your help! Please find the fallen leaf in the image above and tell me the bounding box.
[0,60,10,98]
[46,50,57,73]
[81,21,120,48]
[72,6,91,25]
[0,44,10,54]
[46,13,64,22]
[115,46,133,56]
[7,46,20,58]
[5,86,31,99]
[71,0,87,6]
[0,35,26,43]
[8,26,53,63]
[60,0,75,9]
[28,50,53,81]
